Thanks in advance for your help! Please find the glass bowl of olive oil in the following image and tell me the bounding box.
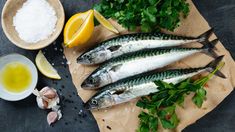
[0,54,38,101]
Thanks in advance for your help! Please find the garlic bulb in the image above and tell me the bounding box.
[34,87,60,109]
[33,86,63,126]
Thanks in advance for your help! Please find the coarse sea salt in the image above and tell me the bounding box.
[13,0,57,43]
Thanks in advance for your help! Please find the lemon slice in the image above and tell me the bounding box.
[35,51,61,79]
[64,10,94,48]
[94,9,119,34]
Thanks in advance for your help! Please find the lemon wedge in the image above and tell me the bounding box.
[35,51,61,79]
[94,9,119,34]
[64,10,94,48]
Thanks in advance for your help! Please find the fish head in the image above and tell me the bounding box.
[85,86,129,110]
[77,48,111,64]
[81,70,112,89]
[84,90,116,110]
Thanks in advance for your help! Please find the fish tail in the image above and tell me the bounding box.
[197,28,214,45]
[206,55,226,78]
[202,39,219,58]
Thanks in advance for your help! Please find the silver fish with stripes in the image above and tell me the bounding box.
[77,29,214,65]
[81,39,218,89]
[84,56,225,110]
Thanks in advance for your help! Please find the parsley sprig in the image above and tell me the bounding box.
[94,0,190,32]
[136,62,224,132]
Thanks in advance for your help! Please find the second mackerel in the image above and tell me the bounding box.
[77,29,213,65]
[84,56,225,110]
[81,40,218,89]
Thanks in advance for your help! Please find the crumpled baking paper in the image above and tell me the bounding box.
[64,1,235,131]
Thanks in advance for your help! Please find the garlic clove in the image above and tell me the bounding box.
[40,86,58,99]
[47,110,63,126]
[40,86,51,94]
[36,97,48,109]
[47,93,60,109]
[47,111,58,125]
[43,89,57,99]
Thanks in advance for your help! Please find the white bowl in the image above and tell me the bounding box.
[0,54,38,101]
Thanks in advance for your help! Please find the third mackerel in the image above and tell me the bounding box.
[77,29,214,65]
[81,39,218,89]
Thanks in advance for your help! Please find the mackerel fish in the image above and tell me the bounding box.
[84,56,225,110]
[81,39,218,89]
[77,29,214,65]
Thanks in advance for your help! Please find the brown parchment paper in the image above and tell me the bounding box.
[64,1,235,131]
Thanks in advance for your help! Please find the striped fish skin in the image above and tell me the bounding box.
[81,48,205,89]
[77,29,213,65]
[84,67,208,110]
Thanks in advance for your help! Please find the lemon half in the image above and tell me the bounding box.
[64,10,94,48]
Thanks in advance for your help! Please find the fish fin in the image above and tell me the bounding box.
[203,39,219,58]
[107,45,122,52]
[206,55,226,78]
[110,64,122,72]
[197,28,214,45]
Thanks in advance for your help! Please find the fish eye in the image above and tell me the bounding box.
[88,78,94,83]
[84,54,91,60]
[91,99,98,105]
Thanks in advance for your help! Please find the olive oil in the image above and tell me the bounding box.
[0,62,32,93]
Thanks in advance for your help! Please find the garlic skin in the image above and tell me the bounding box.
[34,86,60,109]
[57,110,62,120]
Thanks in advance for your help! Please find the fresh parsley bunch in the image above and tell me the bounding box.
[137,79,206,132]
[94,0,190,32]
[136,62,224,132]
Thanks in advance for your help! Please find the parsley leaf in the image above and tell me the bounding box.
[94,0,190,32]
[192,88,207,108]
[138,112,158,132]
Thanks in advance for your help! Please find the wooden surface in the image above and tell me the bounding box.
[0,0,234,132]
